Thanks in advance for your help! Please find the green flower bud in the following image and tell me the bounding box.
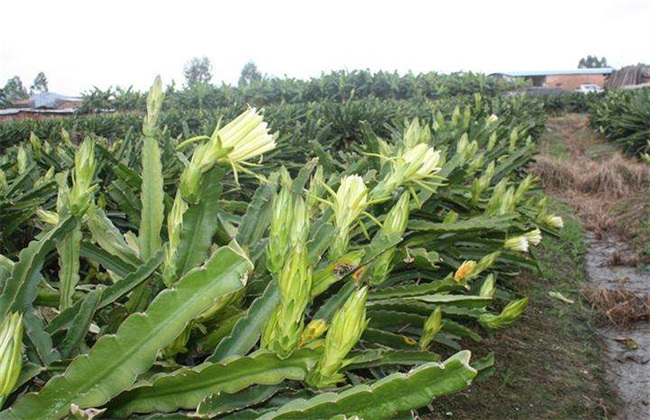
[479,274,497,298]
[514,175,535,203]
[472,251,501,278]
[485,179,508,216]
[36,208,60,225]
[419,307,442,350]
[69,138,97,216]
[163,192,188,284]
[307,287,368,388]
[307,164,325,216]
[330,176,368,259]
[0,170,6,192]
[403,118,431,149]
[0,312,23,408]
[479,297,528,329]
[143,76,165,138]
[16,147,28,175]
[487,131,498,152]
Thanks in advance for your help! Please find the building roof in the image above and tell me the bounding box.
[0,108,77,116]
[29,92,82,108]
[491,68,613,77]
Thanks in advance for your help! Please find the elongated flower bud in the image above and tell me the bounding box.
[504,235,529,252]
[369,193,410,286]
[514,175,535,204]
[143,76,165,138]
[480,274,497,298]
[307,287,368,388]
[0,170,7,192]
[36,209,60,225]
[479,297,529,329]
[330,176,368,259]
[0,313,23,408]
[307,164,325,216]
[419,307,442,350]
[17,147,27,175]
[69,138,97,216]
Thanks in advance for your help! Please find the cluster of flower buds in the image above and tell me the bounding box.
[180,108,276,203]
[307,287,368,388]
[263,187,312,358]
[262,243,313,358]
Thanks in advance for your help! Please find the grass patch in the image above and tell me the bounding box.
[427,201,622,419]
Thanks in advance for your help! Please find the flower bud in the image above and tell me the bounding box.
[307,164,325,216]
[0,312,23,407]
[143,76,165,138]
[330,176,368,259]
[307,287,368,388]
[0,170,6,192]
[419,307,442,350]
[300,319,328,345]
[480,274,497,298]
[524,229,542,246]
[69,138,97,216]
[504,235,529,253]
[36,209,60,225]
[453,260,476,283]
[541,215,564,229]
[479,297,528,329]
[16,147,28,175]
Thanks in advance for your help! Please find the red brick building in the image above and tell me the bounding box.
[491,68,613,91]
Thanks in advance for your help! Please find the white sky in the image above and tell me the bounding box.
[1,0,649,96]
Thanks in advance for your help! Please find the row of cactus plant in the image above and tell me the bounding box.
[0,76,555,418]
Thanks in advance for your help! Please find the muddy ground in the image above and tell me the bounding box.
[585,232,650,419]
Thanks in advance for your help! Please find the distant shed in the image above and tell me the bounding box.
[490,68,613,91]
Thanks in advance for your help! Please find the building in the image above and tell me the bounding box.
[0,92,82,121]
[490,68,613,91]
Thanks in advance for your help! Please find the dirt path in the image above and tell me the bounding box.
[585,232,650,419]
[533,114,650,419]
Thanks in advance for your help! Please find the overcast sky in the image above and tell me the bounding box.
[1,0,648,96]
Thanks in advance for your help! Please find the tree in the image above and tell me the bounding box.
[578,55,609,69]
[2,76,29,102]
[0,88,9,109]
[183,57,213,86]
[31,72,49,94]
[238,61,262,87]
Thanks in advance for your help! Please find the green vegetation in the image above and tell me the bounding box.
[0,74,557,418]
[589,88,650,157]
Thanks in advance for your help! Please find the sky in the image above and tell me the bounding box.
[1,0,649,96]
